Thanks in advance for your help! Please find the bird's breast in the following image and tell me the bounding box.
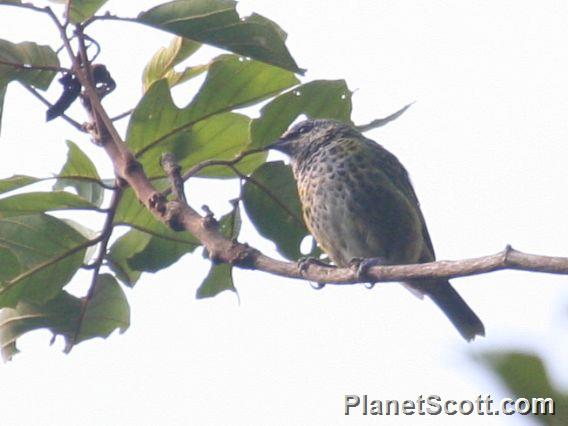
[293,151,424,267]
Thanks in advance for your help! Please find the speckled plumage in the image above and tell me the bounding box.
[272,119,485,341]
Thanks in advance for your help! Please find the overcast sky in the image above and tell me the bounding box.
[1,1,567,425]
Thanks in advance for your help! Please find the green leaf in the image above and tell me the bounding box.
[138,0,302,73]
[53,141,105,206]
[143,36,204,91]
[188,55,299,120]
[111,186,201,278]
[0,40,59,135]
[74,273,130,345]
[108,222,199,281]
[66,0,109,24]
[0,175,39,195]
[0,273,130,361]
[478,351,568,425]
[0,191,98,218]
[0,39,59,89]
[250,80,353,148]
[107,229,150,287]
[202,204,242,260]
[0,83,6,136]
[128,235,198,273]
[355,103,414,132]
[128,55,297,176]
[196,263,235,299]
[242,161,308,260]
[0,289,81,362]
[61,218,98,264]
[0,214,89,307]
[0,247,20,281]
[218,202,241,239]
[480,352,559,399]
[133,110,253,178]
[128,91,264,178]
[197,206,242,298]
[113,186,200,245]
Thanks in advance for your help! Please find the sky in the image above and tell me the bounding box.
[1,1,568,425]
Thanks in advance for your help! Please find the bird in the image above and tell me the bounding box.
[270,118,485,341]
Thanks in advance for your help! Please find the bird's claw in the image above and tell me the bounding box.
[297,256,332,274]
[297,256,331,290]
[310,282,326,290]
[349,257,388,287]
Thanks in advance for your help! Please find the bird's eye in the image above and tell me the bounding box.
[297,123,313,134]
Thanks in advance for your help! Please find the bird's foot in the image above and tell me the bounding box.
[297,256,332,290]
[297,256,332,274]
[349,257,389,288]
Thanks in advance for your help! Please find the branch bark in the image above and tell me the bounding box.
[252,245,568,285]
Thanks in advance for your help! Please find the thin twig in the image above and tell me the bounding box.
[162,147,267,195]
[0,1,50,14]
[82,34,101,62]
[227,164,305,227]
[50,175,116,190]
[83,12,137,27]
[21,83,85,132]
[162,149,303,226]
[111,109,133,122]
[68,188,122,352]
[63,0,71,27]
[161,153,186,202]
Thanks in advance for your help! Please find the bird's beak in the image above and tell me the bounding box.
[266,136,294,155]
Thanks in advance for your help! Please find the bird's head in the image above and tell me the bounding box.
[268,119,352,159]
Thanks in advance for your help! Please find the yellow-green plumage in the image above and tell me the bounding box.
[272,119,485,341]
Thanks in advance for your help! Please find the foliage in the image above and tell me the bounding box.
[477,351,568,425]
[0,0,406,360]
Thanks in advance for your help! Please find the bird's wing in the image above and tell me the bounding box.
[364,137,437,261]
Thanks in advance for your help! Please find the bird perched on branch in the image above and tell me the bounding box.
[270,119,485,341]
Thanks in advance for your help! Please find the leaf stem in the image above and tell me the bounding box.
[0,59,70,73]
[68,188,122,351]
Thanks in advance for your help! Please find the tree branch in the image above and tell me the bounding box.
[252,245,568,285]
[62,17,568,289]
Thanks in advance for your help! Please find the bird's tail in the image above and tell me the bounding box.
[425,281,485,342]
